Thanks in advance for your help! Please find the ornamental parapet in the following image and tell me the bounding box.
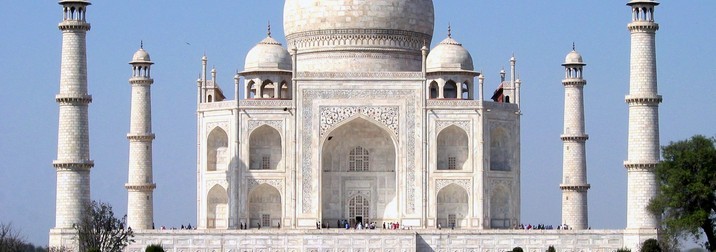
[559,184,591,192]
[426,99,482,110]
[198,101,238,111]
[127,133,155,141]
[628,22,659,32]
[58,21,91,31]
[55,94,92,104]
[562,79,587,86]
[561,134,589,142]
[125,183,157,191]
[239,99,294,109]
[53,160,94,170]
[625,95,662,105]
[623,161,659,171]
[296,71,423,81]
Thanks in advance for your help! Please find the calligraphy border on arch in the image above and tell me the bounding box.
[301,89,417,214]
[206,121,230,135]
[319,106,399,138]
[247,178,284,195]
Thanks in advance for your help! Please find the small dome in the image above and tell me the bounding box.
[130,48,152,64]
[563,50,585,65]
[426,37,474,72]
[243,36,292,72]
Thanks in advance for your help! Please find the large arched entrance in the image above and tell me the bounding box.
[321,117,397,228]
[248,184,282,228]
[436,184,469,228]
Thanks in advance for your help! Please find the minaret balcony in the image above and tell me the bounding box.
[559,184,591,192]
[560,134,589,142]
[562,79,586,86]
[627,21,659,32]
[55,94,92,104]
[129,77,154,85]
[625,95,662,105]
[58,20,91,31]
[623,161,659,171]
[52,160,94,171]
[125,183,157,192]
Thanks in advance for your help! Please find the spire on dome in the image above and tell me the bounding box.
[267,20,272,37]
[447,23,452,38]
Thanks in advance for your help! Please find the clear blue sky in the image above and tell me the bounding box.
[0,1,714,248]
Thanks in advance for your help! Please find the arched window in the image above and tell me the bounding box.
[207,185,228,229]
[207,95,213,102]
[207,128,228,172]
[429,81,439,99]
[437,126,469,170]
[444,80,458,99]
[461,82,470,99]
[261,80,275,98]
[490,127,511,171]
[349,146,369,171]
[280,81,289,99]
[249,125,282,170]
[348,195,369,219]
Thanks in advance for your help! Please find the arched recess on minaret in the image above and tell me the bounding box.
[436,183,469,228]
[489,127,511,171]
[207,127,229,172]
[436,125,468,170]
[207,184,229,229]
[248,184,282,228]
[249,125,282,170]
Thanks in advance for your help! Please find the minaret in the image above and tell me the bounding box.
[51,0,93,247]
[560,46,590,230]
[125,45,156,230]
[625,0,661,230]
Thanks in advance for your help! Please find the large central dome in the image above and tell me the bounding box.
[284,0,434,38]
[283,0,435,72]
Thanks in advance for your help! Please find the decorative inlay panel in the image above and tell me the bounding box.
[206,121,229,134]
[319,106,399,138]
[435,179,471,193]
[248,120,283,134]
[436,120,471,134]
[301,89,418,214]
[247,179,283,193]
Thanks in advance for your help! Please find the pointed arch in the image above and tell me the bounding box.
[429,81,439,99]
[461,81,470,99]
[247,80,257,99]
[207,127,228,172]
[437,125,469,170]
[261,80,275,98]
[489,184,511,229]
[444,80,458,99]
[490,127,511,171]
[248,184,281,228]
[437,184,469,228]
[280,81,289,99]
[207,184,228,229]
[249,125,282,170]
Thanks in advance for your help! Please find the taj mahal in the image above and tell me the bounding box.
[50,0,663,251]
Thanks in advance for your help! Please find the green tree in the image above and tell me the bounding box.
[616,248,631,252]
[640,238,661,252]
[0,222,26,252]
[546,245,556,252]
[512,247,524,252]
[145,244,165,252]
[648,135,716,251]
[75,201,134,252]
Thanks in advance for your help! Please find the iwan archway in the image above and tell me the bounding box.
[320,117,398,228]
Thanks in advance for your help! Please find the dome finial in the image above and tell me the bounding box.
[447,23,452,38]
[267,20,272,37]
[573,42,576,51]
[140,40,143,49]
